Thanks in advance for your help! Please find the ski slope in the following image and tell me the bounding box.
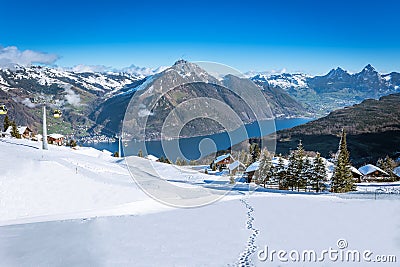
[0,138,399,266]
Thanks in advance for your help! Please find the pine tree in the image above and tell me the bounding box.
[276,155,288,190]
[331,129,354,193]
[268,164,278,187]
[300,157,312,191]
[255,148,272,187]
[286,151,297,191]
[249,143,261,164]
[175,157,186,166]
[295,140,305,191]
[3,115,10,132]
[137,149,143,157]
[286,140,305,191]
[377,156,397,181]
[310,153,327,192]
[69,139,77,147]
[10,121,21,139]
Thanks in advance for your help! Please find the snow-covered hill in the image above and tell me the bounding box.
[0,138,399,266]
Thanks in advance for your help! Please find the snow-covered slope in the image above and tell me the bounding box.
[0,138,152,224]
[0,65,142,95]
[0,138,225,225]
[252,73,310,90]
[0,138,399,266]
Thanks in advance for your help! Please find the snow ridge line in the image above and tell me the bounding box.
[235,197,260,266]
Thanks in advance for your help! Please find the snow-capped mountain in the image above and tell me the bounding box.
[252,73,310,90]
[92,60,308,139]
[252,64,400,115]
[0,65,146,135]
[0,65,143,96]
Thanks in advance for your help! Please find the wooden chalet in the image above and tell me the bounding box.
[244,161,260,183]
[227,160,246,175]
[213,154,234,170]
[47,133,65,146]
[4,126,34,139]
[358,164,390,182]
[350,166,363,183]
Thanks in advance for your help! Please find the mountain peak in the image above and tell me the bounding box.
[173,59,188,66]
[362,64,376,72]
[326,66,349,79]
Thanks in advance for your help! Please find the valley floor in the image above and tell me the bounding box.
[0,139,399,266]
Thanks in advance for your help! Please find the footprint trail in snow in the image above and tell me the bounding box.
[235,197,260,267]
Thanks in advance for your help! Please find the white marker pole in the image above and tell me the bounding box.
[42,105,48,150]
[118,135,121,158]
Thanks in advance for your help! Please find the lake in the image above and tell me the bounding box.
[84,118,312,161]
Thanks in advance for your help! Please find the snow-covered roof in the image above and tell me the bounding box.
[48,133,64,139]
[350,166,362,176]
[5,126,31,135]
[245,161,260,173]
[213,154,232,164]
[145,155,159,161]
[358,164,389,176]
[271,156,289,167]
[227,160,245,171]
[17,126,31,134]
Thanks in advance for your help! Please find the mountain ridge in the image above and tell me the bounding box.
[274,93,400,165]
[252,64,400,115]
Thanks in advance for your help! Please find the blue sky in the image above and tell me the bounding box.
[1,0,399,75]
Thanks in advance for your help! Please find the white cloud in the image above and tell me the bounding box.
[138,108,153,117]
[120,64,168,76]
[71,64,112,73]
[12,96,38,108]
[0,46,59,68]
[66,64,168,76]
[63,85,81,106]
[244,68,288,77]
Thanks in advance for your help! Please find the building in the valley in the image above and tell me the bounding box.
[358,164,390,182]
[227,160,246,175]
[4,126,34,139]
[47,133,65,146]
[350,166,363,183]
[245,161,260,183]
[212,154,234,171]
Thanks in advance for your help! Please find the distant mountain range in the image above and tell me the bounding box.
[274,93,400,165]
[0,62,399,140]
[252,64,400,115]
[93,60,308,139]
[0,65,147,135]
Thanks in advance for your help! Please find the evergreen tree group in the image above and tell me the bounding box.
[254,141,327,192]
[376,156,398,181]
[159,156,172,164]
[3,115,21,139]
[175,157,186,166]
